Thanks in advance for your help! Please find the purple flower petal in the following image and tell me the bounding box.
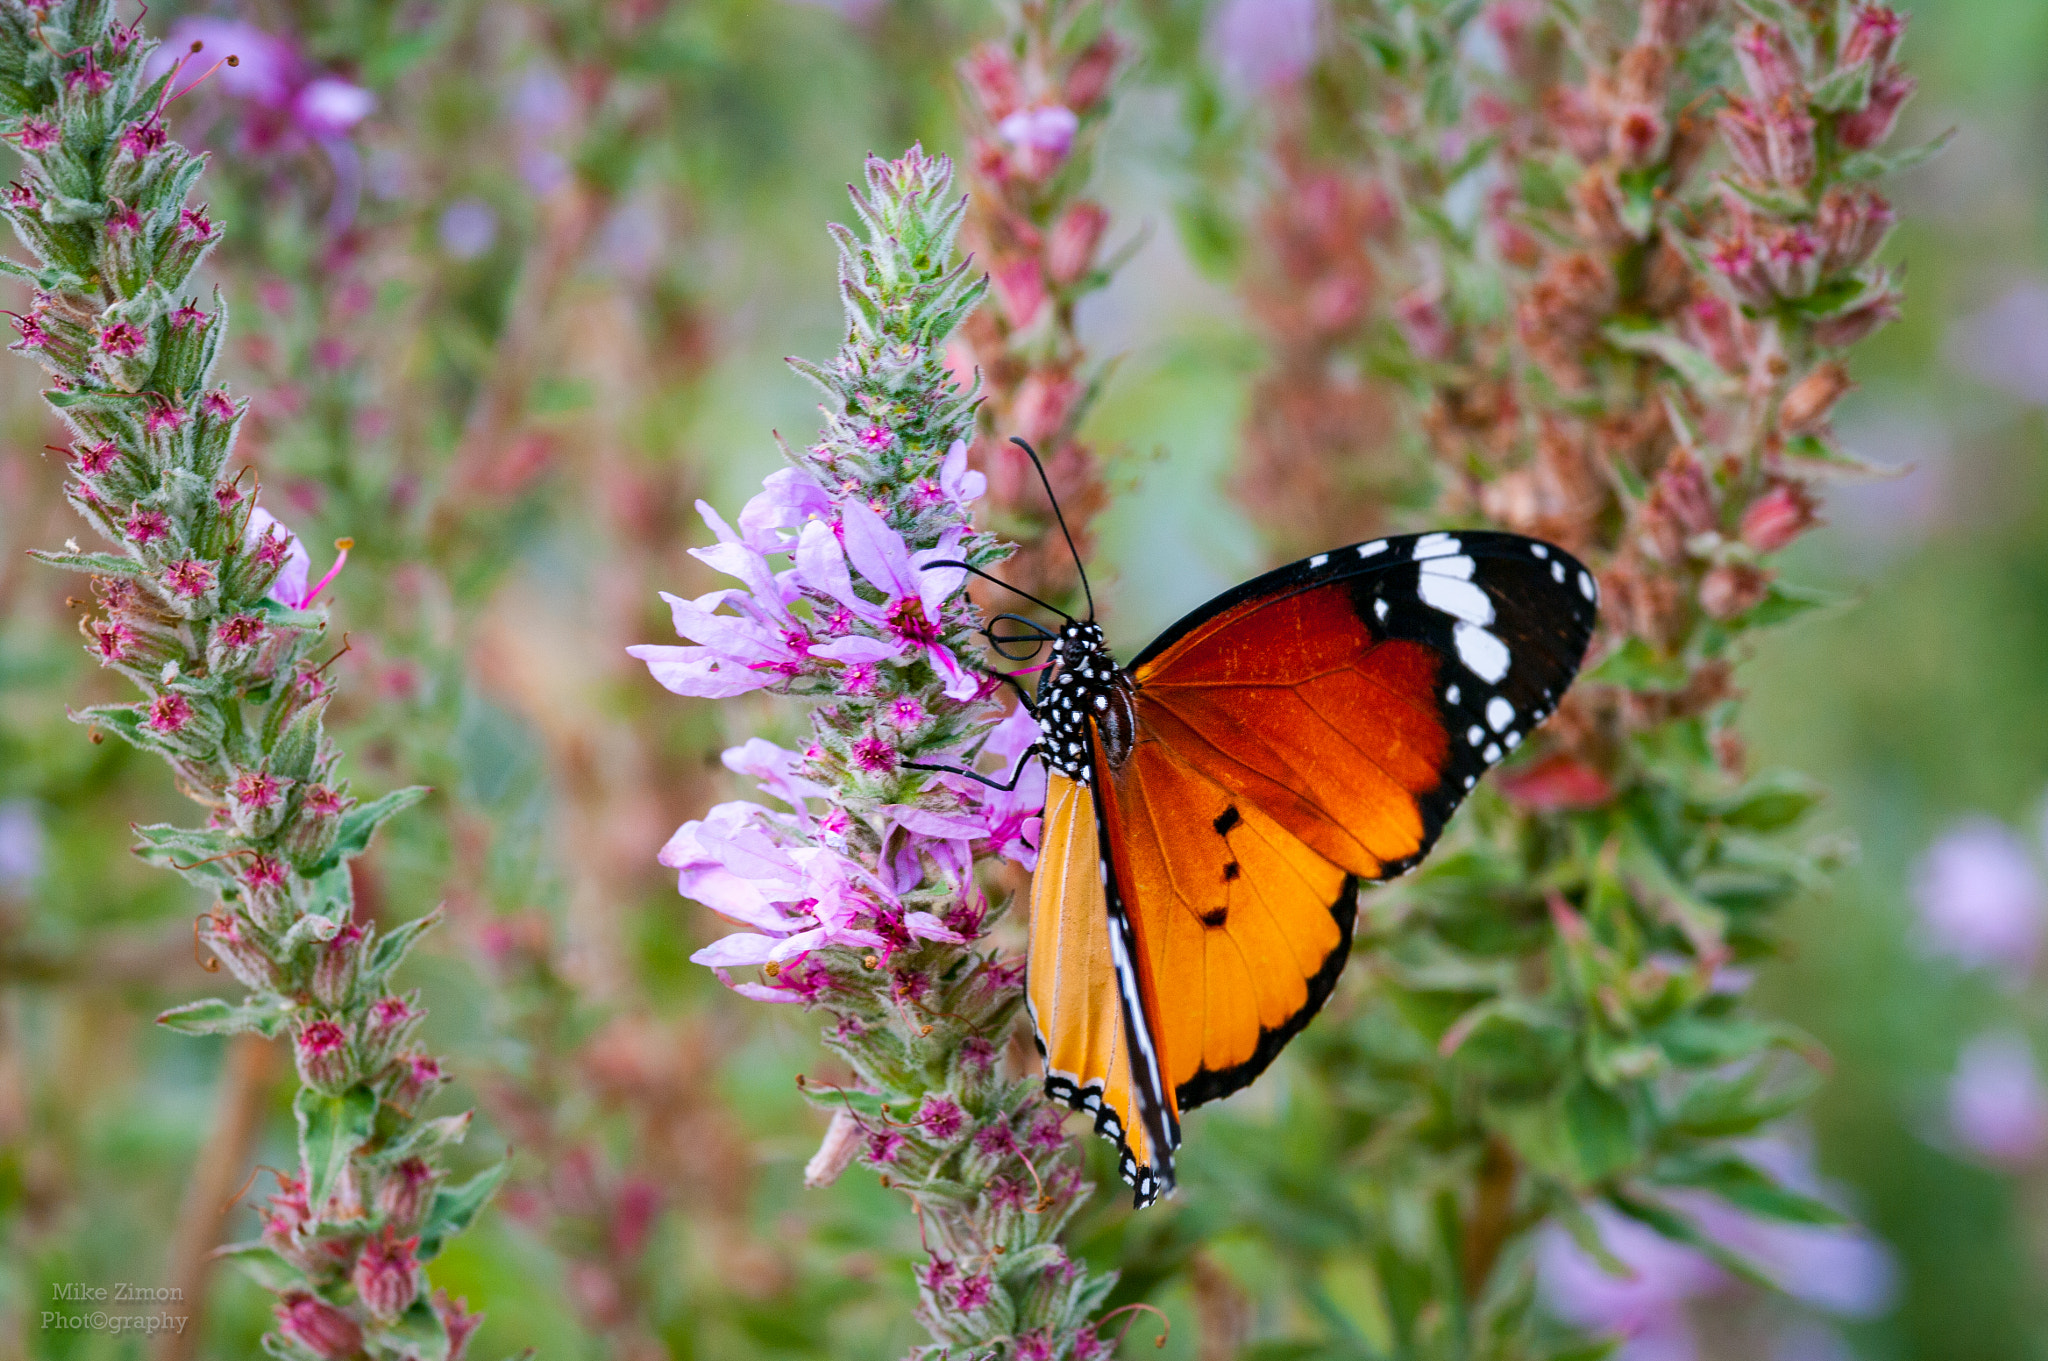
[1912,817,2044,977]
[1948,1030,2048,1166]
[1206,0,1322,93]
[293,78,375,136]
[809,635,901,663]
[740,467,833,549]
[905,910,968,944]
[939,439,987,507]
[998,105,1079,157]
[246,506,312,608]
[628,643,781,699]
[691,932,785,968]
[840,499,921,603]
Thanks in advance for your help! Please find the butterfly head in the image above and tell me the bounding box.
[1041,622,1134,779]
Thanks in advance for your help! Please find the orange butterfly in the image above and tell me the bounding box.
[927,445,1598,1205]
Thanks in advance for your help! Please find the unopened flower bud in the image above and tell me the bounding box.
[1761,96,1816,189]
[294,1018,356,1094]
[275,1294,363,1360]
[1778,359,1853,433]
[1811,286,1901,348]
[1837,69,1914,151]
[360,993,423,1070]
[991,258,1047,330]
[286,783,351,870]
[228,768,294,839]
[1610,103,1670,169]
[960,44,1024,120]
[1046,202,1109,287]
[1735,22,1802,104]
[311,923,365,1008]
[1741,481,1821,553]
[1815,186,1895,275]
[1841,4,1906,70]
[352,1227,421,1321]
[1699,562,1772,620]
[434,1291,484,1361]
[1062,34,1121,113]
[386,1051,446,1110]
[375,1157,439,1229]
[201,911,283,991]
[804,1108,865,1188]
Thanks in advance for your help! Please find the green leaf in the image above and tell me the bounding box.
[381,1111,473,1163]
[1586,636,1689,690]
[1840,126,1954,182]
[417,1160,509,1262]
[294,1085,377,1220]
[364,909,441,988]
[158,995,291,1039]
[1740,580,1845,629]
[1563,1077,1641,1183]
[1602,320,1738,398]
[1670,1059,1822,1138]
[1700,773,1824,832]
[1605,1189,1776,1289]
[316,786,429,872]
[1809,61,1872,113]
[213,1241,307,1293]
[26,547,141,576]
[1648,1151,1849,1226]
[380,1297,450,1361]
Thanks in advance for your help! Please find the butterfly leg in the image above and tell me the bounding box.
[904,744,1042,792]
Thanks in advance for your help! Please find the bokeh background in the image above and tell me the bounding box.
[1,1,2045,1357]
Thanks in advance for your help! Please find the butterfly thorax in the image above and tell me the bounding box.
[1039,621,1135,781]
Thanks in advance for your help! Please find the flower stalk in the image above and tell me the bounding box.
[634,147,1116,1359]
[0,4,493,1356]
[955,0,1122,606]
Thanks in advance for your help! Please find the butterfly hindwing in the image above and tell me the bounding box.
[1097,726,1359,1111]
[1025,763,1180,1206]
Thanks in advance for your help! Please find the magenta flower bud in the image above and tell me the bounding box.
[201,911,284,991]
[851,735,898,774]
[1741,482,1820,552]
[228,768,293,838]
[865,1128,907,1164]
[6,180,38,210]
[609,1178,663,1261]
[360,993,423,1069]
[1761,96,1817,189]
[275,1293,364,1360]
[1610,104,1669,170]
[125,508,170,544]
[1840,4,1906,70]
[200,389,236,421]
[75,441,119,477]
[1810,286,1901,348]
[311,922,365,1008]
[916,1093,966,1142]
[1837,69,1915,151]
[1765,224,1822,299]
[433,1290,484,1361]
[286,783,351,869]
[352,1227,421,1321]
[295,1019,356,1093]
[162,557,217,600]
[1816,186,1896,275]
[87,620,136,665]
[951,1272,993,1312]
[386,1052,446,1110]
[1046,201,1110,287]
[14,117,57,151]
[214,613,266,650]
[179,206,217,240]
[960,44,1025,120]
[804,1108,865,1189]
[170,302,209,330]
[143,402,189,435]
[117,118,166,159]
[145,692,193,733]
[374,1156,438,1228]
[103,203,143,238]
[1734,22,1802,104]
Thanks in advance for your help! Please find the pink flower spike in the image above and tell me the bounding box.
[997,104,1079,158]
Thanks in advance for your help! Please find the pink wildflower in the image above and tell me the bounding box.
[857,423,894,449]
[76,442,118,476]
[229,771,284,809]
[275,1295,363,1361]
[143,403,189,435]
[293,1018,352,1090]
[14,118,57,151]
[353,1227,421,1321]
[99,321,145,356]
[145,693,193,732]
[852,735,898,774]
[163,558,216,598]
[917,1094,966,1141]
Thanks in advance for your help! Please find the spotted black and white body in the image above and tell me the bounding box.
[1035,620,1137,782]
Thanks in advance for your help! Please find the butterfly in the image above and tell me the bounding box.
[924,443,1599,1207]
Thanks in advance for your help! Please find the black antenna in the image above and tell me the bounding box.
[921,559,1075,623]
[1008,437,1094,621]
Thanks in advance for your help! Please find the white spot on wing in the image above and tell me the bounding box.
[1446,684,1460,705]
[1419,554,1476,580]
[1531,543,1548,559]
[1454,623,1511,683]
[1483,742,1501,762]
[1486,696,1515,732]
[1467,725,1485,746]
[1308,553,1329,568]
[1418,573,1496,625]
[1579,570,1596,601]
[1413,532,1461,560]
[1358,540,1388,557]
[1374,598,1389,620]
[1551,560,1566,583]
[1506,732,1521,749]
